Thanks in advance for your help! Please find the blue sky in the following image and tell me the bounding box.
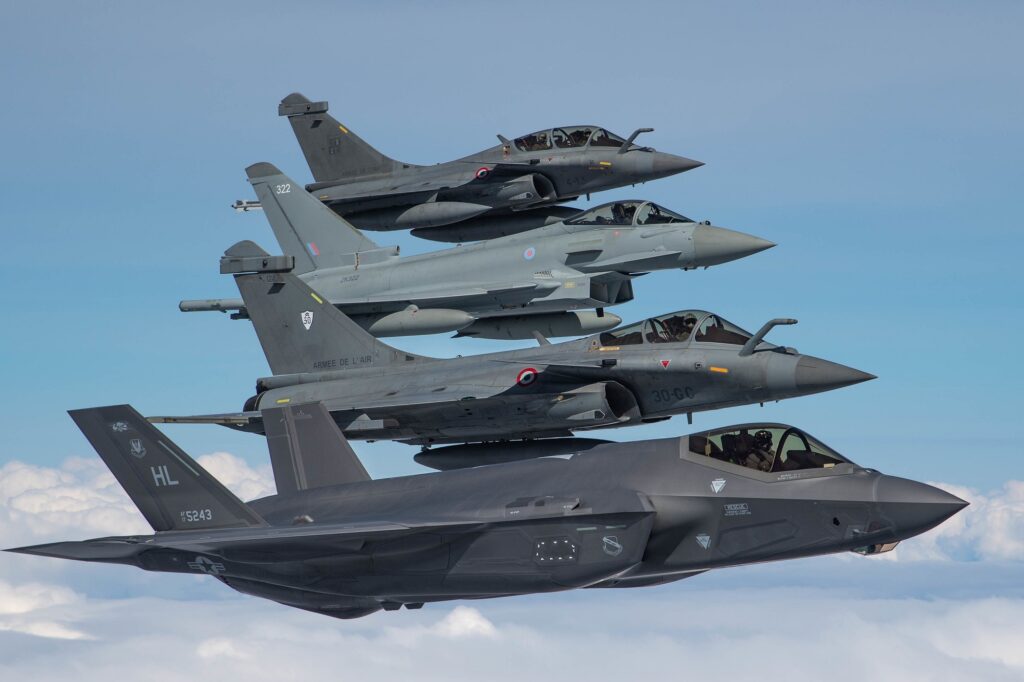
[0,3,1022,677]
[2,1,1020,486]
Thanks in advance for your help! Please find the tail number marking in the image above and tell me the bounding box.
[274,183,291,194]
[181,509,213,523]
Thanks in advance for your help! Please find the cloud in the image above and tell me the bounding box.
[0,455,1021,680]
[888,481,1024,562]
[0,579,89,641]
[194,452,275,501]
[0,579,1020,681]
[196,637,247,660]
[431,605,498,639]
[0,453,274,550]
[0,458,148,547]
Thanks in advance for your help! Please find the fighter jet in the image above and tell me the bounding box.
[183,163,773,340]
[271,93,703,241]
[11,404,966,619]
[155,252,874,446]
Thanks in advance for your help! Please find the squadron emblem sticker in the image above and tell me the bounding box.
[128,438,146,459]
[301,311,314,330]
[602,536,623,557]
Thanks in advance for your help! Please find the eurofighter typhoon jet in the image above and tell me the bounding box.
[12,403,966,619]
[266,93,703,242]
[186,163,773,339]
[156,252,874,448]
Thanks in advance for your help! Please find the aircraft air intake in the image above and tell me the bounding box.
[547,382,640,424]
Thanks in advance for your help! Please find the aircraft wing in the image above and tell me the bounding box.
[335,280,551,312]
[9,518,490,564]
[318,162,552,202]
[181,282,551,317]
[147,380,526,431]
[458,161,546,177]
[158,518,487,559]
[493,357,619,381]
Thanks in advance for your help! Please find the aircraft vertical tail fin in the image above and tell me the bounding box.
[68,405,267,532]
[279,93,409,182]
[246,162,379,274]
[228,250,428,376]
[262,402,370,496]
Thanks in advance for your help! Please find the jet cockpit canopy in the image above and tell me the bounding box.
[513,127,630,152]
[598,310,753,347]
[566,201,693,227]
[688,424,854,473]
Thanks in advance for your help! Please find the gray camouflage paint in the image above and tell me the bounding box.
[158,262,874,446]
[184,163,771,339]
[278,93,703,241]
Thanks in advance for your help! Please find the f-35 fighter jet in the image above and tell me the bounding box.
[275,93,703,241]
[11,404,966,620]
[155,251,873,446]
[184,163,773,340]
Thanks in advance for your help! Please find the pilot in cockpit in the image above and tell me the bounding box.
[749,429,776,471]
[666,314,698,342]
[611,203,636,225]
[724,429,775,471]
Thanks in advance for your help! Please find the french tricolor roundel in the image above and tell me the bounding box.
[516,367,539,386]
[475,167,490,179]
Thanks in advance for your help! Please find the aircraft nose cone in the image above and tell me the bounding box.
[692,224,775,266]
[875,476,969,538]
[794,356,876,394]
[652,153,704,177]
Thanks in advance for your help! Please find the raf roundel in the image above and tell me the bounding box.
[516,367,539,386]
[475,167,490,179]
[523,246,536,261]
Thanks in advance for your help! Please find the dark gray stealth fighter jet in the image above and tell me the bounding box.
[10,403,967,620]
[154,250,874,447]
[274,93,703,241]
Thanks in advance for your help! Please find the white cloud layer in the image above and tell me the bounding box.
[0,455,1020,681]
[0,583,1020,682]
[889,481,1024,562]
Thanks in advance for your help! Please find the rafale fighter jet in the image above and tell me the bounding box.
[155,249,874,447]
[272,93,703,241]
[11,404,967,619]
[184,163,773,340]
